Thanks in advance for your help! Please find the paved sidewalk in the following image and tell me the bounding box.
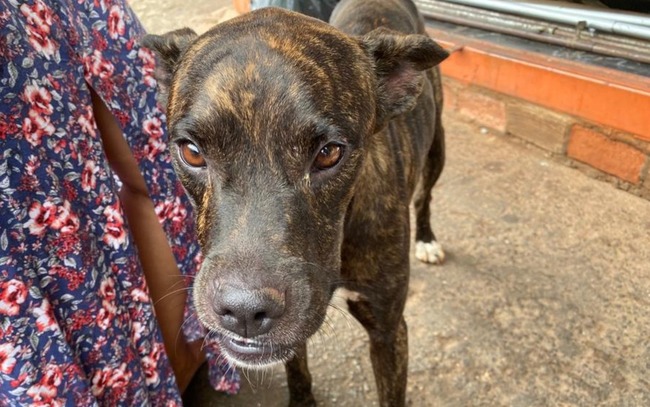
[130,0,237,35]
[131,2,650,406]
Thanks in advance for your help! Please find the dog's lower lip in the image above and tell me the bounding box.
[229,338,263,352]
[221,336,294,366]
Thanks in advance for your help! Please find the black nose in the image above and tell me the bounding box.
[213,287,285,338]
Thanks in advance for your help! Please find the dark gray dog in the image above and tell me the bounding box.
[143,1,447,405]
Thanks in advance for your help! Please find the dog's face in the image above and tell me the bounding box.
[143,8,447,368]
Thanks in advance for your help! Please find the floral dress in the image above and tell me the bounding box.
[0,0,239,405]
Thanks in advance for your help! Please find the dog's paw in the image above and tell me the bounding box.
[415,240,445,264]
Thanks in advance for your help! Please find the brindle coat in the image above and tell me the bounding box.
[143,2,447,405]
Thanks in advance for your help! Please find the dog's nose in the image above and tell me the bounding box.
[213,287,285,338]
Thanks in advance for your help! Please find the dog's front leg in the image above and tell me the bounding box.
[347,299,409,407]
[285,342,316,406]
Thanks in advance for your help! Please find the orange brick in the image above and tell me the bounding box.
[567,126,647,184]
[456,87,506,132]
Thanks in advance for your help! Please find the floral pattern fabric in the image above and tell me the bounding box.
[0,0,239,405]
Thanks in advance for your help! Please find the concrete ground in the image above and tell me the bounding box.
[131,1,650,405]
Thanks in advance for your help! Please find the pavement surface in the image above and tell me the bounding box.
[130,1,650,405]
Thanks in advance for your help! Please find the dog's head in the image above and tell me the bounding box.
[143,8,447,368]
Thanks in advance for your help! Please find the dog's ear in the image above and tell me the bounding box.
[140,28,198,108]
[361,28,448,130]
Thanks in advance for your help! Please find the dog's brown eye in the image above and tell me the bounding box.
[179,141,206,168]
[314,144,343,171]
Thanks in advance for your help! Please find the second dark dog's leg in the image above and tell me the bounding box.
[347,299,409,407]
[413,100,446,264]
[285,343,316,407]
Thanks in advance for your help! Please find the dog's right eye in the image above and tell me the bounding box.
[178,141,206,168]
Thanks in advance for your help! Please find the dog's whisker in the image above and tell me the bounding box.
[323,313,339,339]
[173,313,199,359]
[313,313,336,344]
[199,329,215,353]
[165,278,189,293]
[154,287,191,307]
[255,369,266,389]
[328,278,355,287]
[218,344,237,378]
[269,364,279,389]
[242,365,256,393]
[311,326,328,348]
[260,364,271,388]
[166,273,197,280]
[328,302,357,329]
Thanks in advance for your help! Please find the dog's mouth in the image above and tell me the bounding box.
[219,336,295,368]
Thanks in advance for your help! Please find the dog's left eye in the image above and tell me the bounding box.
[313,143,343,171]
[178,141,206,168]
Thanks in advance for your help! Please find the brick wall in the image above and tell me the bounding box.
[442,77,650,200]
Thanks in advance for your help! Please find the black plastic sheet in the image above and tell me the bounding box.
[251,0,340,21]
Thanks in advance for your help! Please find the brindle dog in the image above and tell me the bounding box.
[143,1,448,405]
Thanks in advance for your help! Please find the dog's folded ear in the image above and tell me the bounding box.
[361,28,449,129]
[140,28,198,108]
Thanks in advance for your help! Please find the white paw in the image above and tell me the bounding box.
[415,240,445,264]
